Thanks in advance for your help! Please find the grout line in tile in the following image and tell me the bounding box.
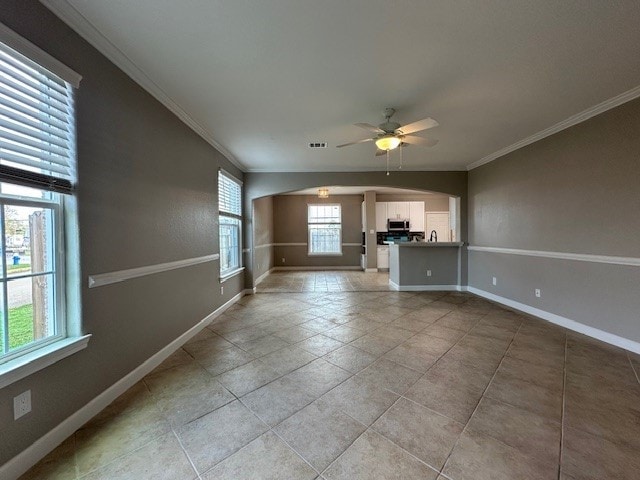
[172,429,201,478]
[75,429,174,479]
[323,298,489,477]
[269,428,322,476]
[627,351,640,385]
[438,318,524,476]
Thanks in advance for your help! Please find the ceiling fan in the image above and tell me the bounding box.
[337,108,439,154]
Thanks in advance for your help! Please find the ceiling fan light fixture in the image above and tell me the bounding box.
[375,135,402,151]
[318,188,329,198]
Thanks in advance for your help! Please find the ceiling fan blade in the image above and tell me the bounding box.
[336,137,374,148]
[396,117,439,135]
[401,135,439,147]
[354,123,385,134]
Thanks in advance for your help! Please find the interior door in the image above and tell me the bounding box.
[425,212,450,242]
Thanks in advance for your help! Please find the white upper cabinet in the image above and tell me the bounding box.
[377,201,425,232]
[387,202,410,220]
[375,202,387,231]
[409,201,425,232]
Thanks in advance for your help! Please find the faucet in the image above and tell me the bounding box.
[429,230,438,242]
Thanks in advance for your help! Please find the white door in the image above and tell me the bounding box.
[426,212,450,242]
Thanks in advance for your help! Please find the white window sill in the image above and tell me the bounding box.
[0,335,91,389]
[220,266,245,283]
[308,253,343,257]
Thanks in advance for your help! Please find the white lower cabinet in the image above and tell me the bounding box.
[377,245,389,269]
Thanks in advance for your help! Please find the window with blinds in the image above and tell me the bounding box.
[308,204,342,255]
[218,170,242,275]
[0,40,75,193]
[0,26,80,371]
[218,171,241,217]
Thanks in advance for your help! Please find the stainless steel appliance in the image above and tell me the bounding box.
[387,219,410,231]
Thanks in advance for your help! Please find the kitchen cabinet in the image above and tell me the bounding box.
[377,245,389,269]
[409,201,425,232]
[376,201,425,232]
[375,202,387,231]
[387,202,410,220]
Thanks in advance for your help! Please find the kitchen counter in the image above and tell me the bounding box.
[394,242,463,248]
[389,242,462,291]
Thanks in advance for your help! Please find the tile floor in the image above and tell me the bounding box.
[20,272,640,480]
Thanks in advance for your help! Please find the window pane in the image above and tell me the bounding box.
[7,273,56,351]
[0,182,53,199]
[4,204,55,276]
[219,216,240,273]
[308,204,340,224]
[0,286,5,353]
[309,224,341,254]
[308,204,341,254]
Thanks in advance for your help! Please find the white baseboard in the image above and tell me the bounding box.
[467,287,640,354]
[0,291,246,480]
[244,287,257,295]
[273,266,361,271]
[254,268,274,286]
[364,268,378,273]
[389,280,463,292]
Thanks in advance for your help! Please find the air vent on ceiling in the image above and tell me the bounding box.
[308,142,328,148]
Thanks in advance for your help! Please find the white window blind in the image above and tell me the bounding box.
[0,39,76,193]
[218,171,241,217]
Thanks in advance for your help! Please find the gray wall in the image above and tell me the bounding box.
[272,195,362,268]
[244,171,468,286]
[390,246,460,287]
[468,97,640,343]
[0,0,244,465]
[252,196,274,282]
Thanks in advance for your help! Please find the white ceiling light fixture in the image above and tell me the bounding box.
[318,188,329,198]
[375,135,402,151]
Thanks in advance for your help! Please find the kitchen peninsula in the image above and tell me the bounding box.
[389,242,464,291]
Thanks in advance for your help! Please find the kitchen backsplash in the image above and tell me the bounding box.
[376,231,425,245]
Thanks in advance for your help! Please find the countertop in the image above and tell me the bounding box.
[389,242,464,248]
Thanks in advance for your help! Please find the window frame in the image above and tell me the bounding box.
[0,24,88,389]
[0,193,65,363]
[218,169,243,280]
[307,203,342,256]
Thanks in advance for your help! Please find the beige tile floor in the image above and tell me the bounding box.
[21,271,640,480]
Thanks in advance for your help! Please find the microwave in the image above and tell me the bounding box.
[388,219,410,231]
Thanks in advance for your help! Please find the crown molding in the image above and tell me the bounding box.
[467,84,640,171]
[245,166,468,173]
[40,0,245,171]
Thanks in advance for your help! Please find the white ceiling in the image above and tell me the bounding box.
[45,0,640,172]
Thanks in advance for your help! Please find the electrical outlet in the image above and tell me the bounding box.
[369,229,374,234]
[14,390,31,420]
[535,288,541,298]
[492,277,497,286]
[426,270,432,277]
[220,286,224,295]
[282,258,285,263]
